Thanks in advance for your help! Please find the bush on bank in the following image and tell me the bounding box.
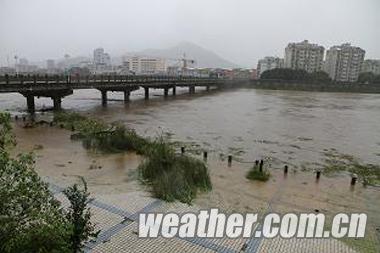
[139,138,212,204]
[54,112,212,204]
[246,164,271,181]
[0,112,96,253]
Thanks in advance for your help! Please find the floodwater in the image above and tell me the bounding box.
[3,87,380,246]
[2,87,379,166]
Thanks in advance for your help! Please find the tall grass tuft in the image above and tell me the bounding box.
[54,112,212,203]
[246,164,271,181]
[139,138,212,204]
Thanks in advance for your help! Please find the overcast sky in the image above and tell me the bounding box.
[0,0,379,67]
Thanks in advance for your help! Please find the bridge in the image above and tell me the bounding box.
[0,74,224,113]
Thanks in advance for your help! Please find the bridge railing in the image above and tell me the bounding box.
[0,74,221,88]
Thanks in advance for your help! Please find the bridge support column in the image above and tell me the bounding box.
[52,97,62,111]
[144,87,149,100]
[206,85,210,92]
[189,86,195,94]
[164,88,169,97]
[172,86,176,96]
[26,95,35,114]
[124,90,130,103]
[101,90,107,106]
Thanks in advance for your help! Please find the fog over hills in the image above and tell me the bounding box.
[125,42,239,68]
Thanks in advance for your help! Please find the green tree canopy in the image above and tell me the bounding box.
[260,68,331,82]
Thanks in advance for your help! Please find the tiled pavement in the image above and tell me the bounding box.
[49,183,360,253]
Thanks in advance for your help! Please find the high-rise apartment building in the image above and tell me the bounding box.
[361,59,380,75]
[93,48,111,73]
[324,43,365,82]
[284,40,324,73]
[257,56,284,77]
[93,48,111,66]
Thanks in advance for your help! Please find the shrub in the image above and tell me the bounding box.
[139,138,212,204]
[64,178,98,252]
[0,112,97,252]
[246,165,271,181]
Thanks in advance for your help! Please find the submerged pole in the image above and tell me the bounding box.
[351,174,358,185]
[203,151,208,161]
[316,170,321,180]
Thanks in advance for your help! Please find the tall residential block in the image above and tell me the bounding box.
[257,56,284,77]
[284,40,324,73]
[361,59,380,75]
[324,43,365,82]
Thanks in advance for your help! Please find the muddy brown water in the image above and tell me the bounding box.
[2,88,380,234]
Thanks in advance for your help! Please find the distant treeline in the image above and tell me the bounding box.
[260,68,331,82]
[260,68,380,84]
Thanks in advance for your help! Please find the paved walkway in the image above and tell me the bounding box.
[49,183,359,253]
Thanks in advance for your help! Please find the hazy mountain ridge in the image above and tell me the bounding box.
[127,42,239,68]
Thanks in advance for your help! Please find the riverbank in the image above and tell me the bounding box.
[249,79,380,93]
[10,119,380,251]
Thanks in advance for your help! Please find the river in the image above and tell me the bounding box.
[2,87,379,167]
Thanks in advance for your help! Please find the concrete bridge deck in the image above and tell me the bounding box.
[0,74,224,112]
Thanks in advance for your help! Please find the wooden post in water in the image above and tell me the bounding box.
[228,155,232,166]
[351,174,358,185]
[124,90,130,103]
[284,165,288,174]
[259,160,264,172]
[181,146,185,154]
[144,87,149,100]
[316,170,321,180]
[203,151,208,161]
[101,90,107,106]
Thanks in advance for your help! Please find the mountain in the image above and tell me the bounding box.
[128,42,239,69]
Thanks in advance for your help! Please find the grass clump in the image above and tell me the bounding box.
[54,112,149,154]
[54,112,212,203]
[246,164,271,181]
[323,149,380,186]
[139,138,212,204]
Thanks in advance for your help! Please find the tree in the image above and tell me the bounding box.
[260,68,331,83]
[0,112,97,253]
[309,71,331,82]
[358,72,375,83]
[64,178,98,252]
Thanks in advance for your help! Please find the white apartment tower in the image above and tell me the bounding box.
[324,43,365,82]
[284,40,324,73]
[257,57,284,77]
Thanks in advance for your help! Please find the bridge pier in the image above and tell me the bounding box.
[124,90,130,103]
[101,90,107,106]
[26,95,35,113]
[52,97,62,111]
[189,86,195,94]
[172,86,176,96]
[144,87,149,100]
[164,88,169,97]
[206,85,210,92]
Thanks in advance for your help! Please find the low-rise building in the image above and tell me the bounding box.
[130,56,166,74]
